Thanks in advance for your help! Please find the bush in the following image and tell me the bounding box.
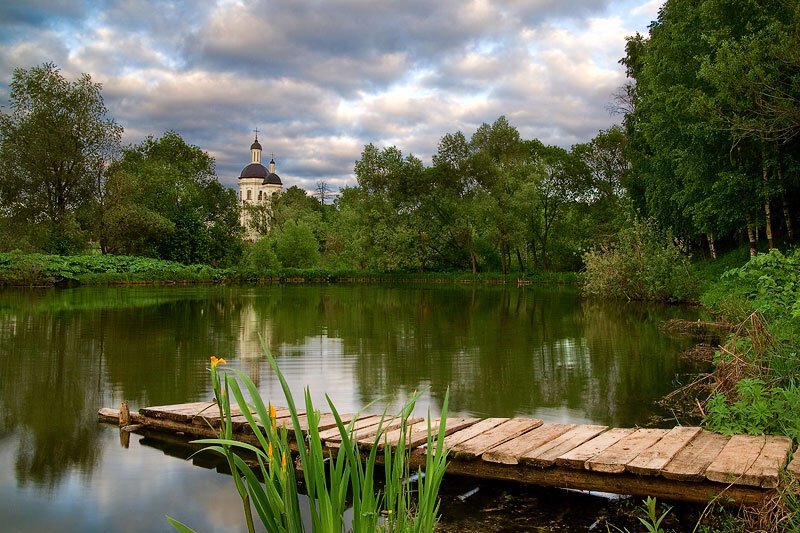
[242,237,281,274]
[581,218,698,302]
[275,221,321,269]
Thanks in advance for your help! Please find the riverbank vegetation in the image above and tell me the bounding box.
[168,347,450,533]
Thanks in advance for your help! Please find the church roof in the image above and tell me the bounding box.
[250,140,262,150]
[240,163,268,179]
[263,173,282,185]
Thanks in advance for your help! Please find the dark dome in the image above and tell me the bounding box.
[250,140,262,150]
[263,173,282,185]
[240,163,268,179]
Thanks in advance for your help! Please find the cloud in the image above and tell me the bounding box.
[0,0,658,190]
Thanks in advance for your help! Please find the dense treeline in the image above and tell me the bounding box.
[248,119,627,274]
[3,0,799,278]
[621,0,800,257]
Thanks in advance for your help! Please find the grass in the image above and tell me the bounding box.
[167,340,451,532]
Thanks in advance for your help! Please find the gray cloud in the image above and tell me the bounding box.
[0,0,649,191]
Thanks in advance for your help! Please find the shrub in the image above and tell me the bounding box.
[275,221,321,269]
[242,237,281,274]
[581,218,698,302]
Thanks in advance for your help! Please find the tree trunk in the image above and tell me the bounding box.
[707,232,717,260]
[762,155,774,249]
[777,159,794,241]
[746,213,757,257]
[467,234,477,273]
[500,241,507,275]
[530,241,538,271]
[516,247,525,272]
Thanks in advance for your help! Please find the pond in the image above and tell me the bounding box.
[0,284,702,532]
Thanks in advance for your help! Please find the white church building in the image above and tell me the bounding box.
[238,132,283,239]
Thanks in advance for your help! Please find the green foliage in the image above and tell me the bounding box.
[242,237,281,274]
[704,380,800,440]
[170,343,450,533]
[0,252,220,286]
[605,497,671,533]
[275,221,321,269]
[701,249,800,440]
[0,62,121,254]
[582,218,698,302]
[104,131,241,267]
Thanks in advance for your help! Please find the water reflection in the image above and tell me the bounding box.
[0,284,698,530]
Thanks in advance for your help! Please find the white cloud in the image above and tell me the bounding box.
[0,0,656,191]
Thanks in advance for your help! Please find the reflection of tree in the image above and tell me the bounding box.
[0,307,105,488]
[0,283,698,490]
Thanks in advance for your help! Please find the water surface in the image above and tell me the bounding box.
[0,284,700,531]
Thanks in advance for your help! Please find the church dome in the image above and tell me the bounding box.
[250,140,262,150]
[263,173,282,185]
[240,163,268,179]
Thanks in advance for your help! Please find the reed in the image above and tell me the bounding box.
[167,338,449,532]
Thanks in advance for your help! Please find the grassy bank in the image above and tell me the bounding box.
[0,252,579,287]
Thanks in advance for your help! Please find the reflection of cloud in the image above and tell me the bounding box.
[0,1,659,190]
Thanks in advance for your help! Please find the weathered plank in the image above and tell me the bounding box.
[661,431,730,481]
[522,425,608,468]
[585,428,668,474]
[741,435,793,488]
[140,402,215,423]
[452,418,543,459]
[298,412,357,433]
[369,417,479,450]
[626,426,702,476]
[556,428,635,469]
[327,416,423,448]
[441,418,509,451]
[317,415,382,443]
[706,434,765,484]
[483,423,575,465]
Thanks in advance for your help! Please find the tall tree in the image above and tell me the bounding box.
[0,62,122,252]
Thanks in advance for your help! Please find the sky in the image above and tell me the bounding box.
[0,0,662,192]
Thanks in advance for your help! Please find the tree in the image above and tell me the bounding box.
[0,62,122,252]
[315,180,332,205]
[275,221,320,268]
[105,131,242,266]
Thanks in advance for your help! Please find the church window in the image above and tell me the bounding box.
[258,191,262,200]
[247,189,252,200]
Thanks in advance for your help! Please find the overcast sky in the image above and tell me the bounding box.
[0,0,662,191]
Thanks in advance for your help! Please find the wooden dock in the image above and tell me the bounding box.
[98,402,800,506]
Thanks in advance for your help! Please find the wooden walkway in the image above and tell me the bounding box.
[98,402,800,506]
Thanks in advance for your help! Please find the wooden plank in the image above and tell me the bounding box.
[140,402,215,422]
[195,407,296,429]
[452,418,543,459]
[367,417,479,450]
[706,434,765,484]
[521,425,608,468]
[297,412,357,433]
[585,429,668,474]
[327,416,423,448]
[556,428,635,469]
[442,418,508,450]
[661,431,730,481]
[626,426,702,476]
[787,445,800,479]
[483,424,576,465]
[741,435,793,488]
[317,415,382,443]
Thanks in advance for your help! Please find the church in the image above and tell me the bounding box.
[238,131,283,239]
